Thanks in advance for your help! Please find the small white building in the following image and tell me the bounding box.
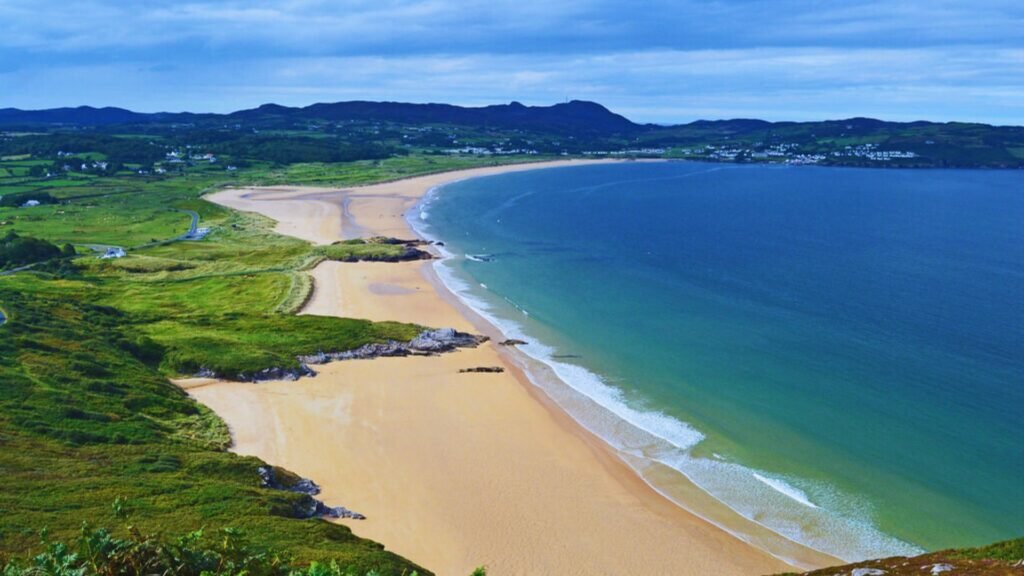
[22,200,40,207]
[100,247,126,259]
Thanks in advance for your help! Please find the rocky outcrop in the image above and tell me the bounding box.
[327,237,434,262]
[258,466,366,520]
[409,328,487,352]
[499,338,528,346]
[241,365,315,382]
[300,328,487,365]
[309,501,367,520]
[459,366,505,373]
[196,365,314,383]
[196,328,486,382]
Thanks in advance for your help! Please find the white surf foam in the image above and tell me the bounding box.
[754,473,820,509]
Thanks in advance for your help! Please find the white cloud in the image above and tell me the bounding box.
[1,1,1023,123]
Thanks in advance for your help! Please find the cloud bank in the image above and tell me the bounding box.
[1,0,1022,123]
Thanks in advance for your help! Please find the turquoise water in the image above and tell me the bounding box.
[414,162,1024,561]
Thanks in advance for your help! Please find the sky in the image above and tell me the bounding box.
[1,0,1023,124]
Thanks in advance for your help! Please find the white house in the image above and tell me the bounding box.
[22,200,40,207]
[100,247,126,259]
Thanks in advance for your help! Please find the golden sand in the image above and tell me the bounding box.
[185,160,823,575]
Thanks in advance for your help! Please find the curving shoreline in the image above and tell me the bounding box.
[186,160,833,575]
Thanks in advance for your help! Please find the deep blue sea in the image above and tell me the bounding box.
[413,162,1024,562]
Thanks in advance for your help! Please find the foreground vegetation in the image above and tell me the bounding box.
[1,525,488,576]
[779,537,1024,576]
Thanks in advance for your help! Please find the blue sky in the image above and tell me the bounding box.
[2,0,1023,124]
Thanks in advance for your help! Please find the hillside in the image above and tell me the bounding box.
[779,537,1024,576]
[0,100,638,135]
[3,99,1023,167]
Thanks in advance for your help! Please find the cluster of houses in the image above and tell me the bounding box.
[582,148,667,156]
[443,146,540,155]
[831,143,918,161]
[785,154,829,165]
[166,149,218,164]
[61,160,109,173]
[673,141,917,165]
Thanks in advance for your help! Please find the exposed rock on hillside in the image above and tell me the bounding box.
[258,466,366,520]
[195,328,488,382]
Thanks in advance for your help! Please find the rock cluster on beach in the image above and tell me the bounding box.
[300,328,487,365]
[458,366,505,373]
[258,466,366,520]
[194,366,314,382]
[196,328,488,382]
[326,237,434,262]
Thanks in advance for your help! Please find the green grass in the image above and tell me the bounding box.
[778,536,1024,575]
[316,239,411,262]
[0,158,473,574]
[951,537,1024,563]
[0,171,227,247]
[1,524,491,576]
[0,277,425,574]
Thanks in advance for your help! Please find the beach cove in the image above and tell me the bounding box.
[178,161,836,575]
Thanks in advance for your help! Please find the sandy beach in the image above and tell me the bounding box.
[185,160,823,575]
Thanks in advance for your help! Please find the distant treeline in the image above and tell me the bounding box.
[1,132,403,167]
[0,191,58,207]
[0,134,166,164]
[0,230,73,269]
[188,133,402,164]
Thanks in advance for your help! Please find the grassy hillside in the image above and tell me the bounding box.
[778,537,1024,576]
[4,100,1024,167]
[0,155,523,573]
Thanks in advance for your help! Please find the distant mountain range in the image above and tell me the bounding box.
[3,100,1023,168]
[4,99,1020,133]
[0,100,641,134]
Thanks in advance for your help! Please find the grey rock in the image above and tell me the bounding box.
[318,503,367,520]
[258,466,364,520]
[459,366,505,373]
[300,328,486,365]
[409,328,485,352]
[201,329,485,383]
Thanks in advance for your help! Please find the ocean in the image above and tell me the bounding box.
[411,161,1024,563]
